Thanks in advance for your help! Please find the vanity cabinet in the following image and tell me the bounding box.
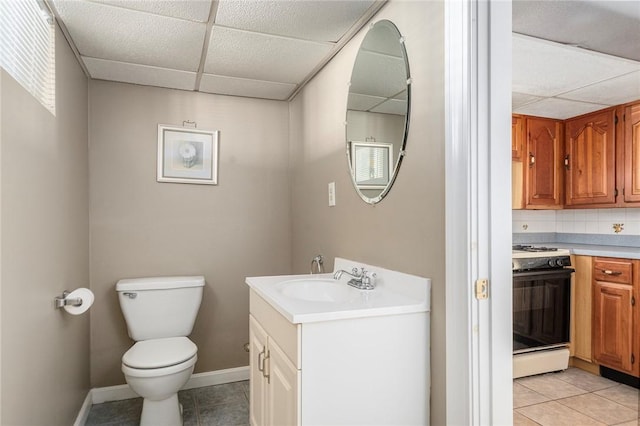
[248,289,429,426]
[512,115,563,209]
[624,102,640,203]
[592,257,640,377]
[565,108,616,206]
[249,294,300,426]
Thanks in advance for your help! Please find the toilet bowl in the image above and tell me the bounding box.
[116,276,205,426]
[122,337,198,425]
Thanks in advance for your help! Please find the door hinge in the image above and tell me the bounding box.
[475,279,489,300]
[615,188,619,197]
[632,296,636,306]
[615,115,619,125]
[632,353,635,364]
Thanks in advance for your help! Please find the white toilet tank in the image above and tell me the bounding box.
[116,276,205,341]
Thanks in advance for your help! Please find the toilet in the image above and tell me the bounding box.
[116,276,205,426]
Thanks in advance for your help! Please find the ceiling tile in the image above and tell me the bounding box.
[347,93,386,111]
[215,0,376,42]
[513,34,640,97]
[350,51,406,98]
[513,98,609,120]
[204,26,333,83]
[91,0,213,22]
[513,0,640,62]
[560,71,640,106]
[83,57,197,91]
[512,92,544,109]
[199,74,295,100]
[370,99,407,115]
[53,0,206,71]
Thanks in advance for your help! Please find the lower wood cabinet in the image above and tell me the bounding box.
[592,257,640,377]
[571,256,593,362]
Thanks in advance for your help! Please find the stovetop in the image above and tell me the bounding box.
[512,245,572,271]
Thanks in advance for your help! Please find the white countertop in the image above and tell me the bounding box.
[245,258,431,324]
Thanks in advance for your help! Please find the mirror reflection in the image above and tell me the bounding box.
[346,20,410,204]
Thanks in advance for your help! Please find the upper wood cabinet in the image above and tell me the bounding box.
[565,108,616,206]
[624,102,640,203]
[512,115,524,161]
[526,117,563,208]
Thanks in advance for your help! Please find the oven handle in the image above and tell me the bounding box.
[513,268,574,277]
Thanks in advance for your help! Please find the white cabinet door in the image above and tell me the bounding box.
[266,338,300,426]
[249,315,269,426]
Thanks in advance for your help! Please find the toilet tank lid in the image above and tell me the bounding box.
[116,276,205,292]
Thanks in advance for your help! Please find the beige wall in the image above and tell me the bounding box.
[1,26,90,425]
[289,1,446,424]
[88,82,292,387]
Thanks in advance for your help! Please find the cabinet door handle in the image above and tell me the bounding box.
[263,351,271,384]
[564,154,570,170]
[600,269,622,276]
[529,153,535,167]
[258,347,266,373]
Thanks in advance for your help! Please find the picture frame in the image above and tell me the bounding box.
[350,141,393,189]
[157,124,219,185]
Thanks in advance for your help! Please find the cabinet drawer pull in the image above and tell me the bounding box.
[263,351,271,384]
[600,269,622,276]
[258,347,266,373]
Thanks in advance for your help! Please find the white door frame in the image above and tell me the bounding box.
[445,1,512,424]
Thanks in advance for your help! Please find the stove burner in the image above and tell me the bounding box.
[512,245,558,252]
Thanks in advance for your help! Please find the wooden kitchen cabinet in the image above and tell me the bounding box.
[565,108,616,206]
[624,102,640,203]
[512,115,563,209]
[525,117,564,208]
[571,256,593,362]
[592,257,640,377]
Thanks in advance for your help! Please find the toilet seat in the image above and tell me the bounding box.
[123,337,197,369]
[122,336,198,378]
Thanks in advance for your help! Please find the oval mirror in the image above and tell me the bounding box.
[346,20,410,204]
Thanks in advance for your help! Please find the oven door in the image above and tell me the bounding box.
[513,268,573,353]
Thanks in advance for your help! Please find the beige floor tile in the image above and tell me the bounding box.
[554,368,619,392]
[516,401,606,426]
[514,411,541,426]
[557,393,638,425]
[595,384,640,411]
[611,420,639,426]
[517,374,589,400]
[514,382,551,408]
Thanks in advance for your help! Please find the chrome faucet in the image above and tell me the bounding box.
[333,267,376,290]
[310,254,324,274]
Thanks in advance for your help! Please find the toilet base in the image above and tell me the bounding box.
[140,393,182,426]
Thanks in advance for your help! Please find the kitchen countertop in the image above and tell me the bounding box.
[534,243,640,260]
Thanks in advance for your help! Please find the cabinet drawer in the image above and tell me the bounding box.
[250,290,300,369]
[593,258,632,284]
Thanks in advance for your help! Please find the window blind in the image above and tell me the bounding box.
[0,0,55,115]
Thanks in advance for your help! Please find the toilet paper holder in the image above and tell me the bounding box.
[54,290,84,309]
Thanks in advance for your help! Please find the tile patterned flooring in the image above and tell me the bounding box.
[86,381,249,426]
[514,368,640,426]
[87,368,638,425]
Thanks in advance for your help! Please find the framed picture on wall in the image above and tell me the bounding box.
[350,141,393,189]
[157,125,219,185]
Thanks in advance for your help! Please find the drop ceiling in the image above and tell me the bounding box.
[49,0,383,101]
[48,0,640,112]
[513,0,640,119]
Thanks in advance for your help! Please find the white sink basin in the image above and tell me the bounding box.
[276,278,356,303]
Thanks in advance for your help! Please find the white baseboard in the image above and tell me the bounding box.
[75,366,250,424]
[73,391,93,426]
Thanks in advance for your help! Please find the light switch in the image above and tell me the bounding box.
[328,182,336,206]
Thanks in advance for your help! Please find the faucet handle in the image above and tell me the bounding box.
[361,271,377,289]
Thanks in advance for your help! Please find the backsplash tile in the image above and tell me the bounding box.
[514,209,640,236]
